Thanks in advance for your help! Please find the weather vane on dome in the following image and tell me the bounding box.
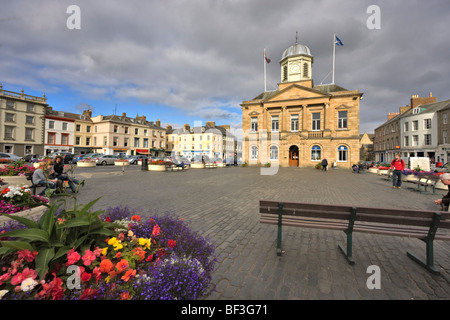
[295,30,298,44]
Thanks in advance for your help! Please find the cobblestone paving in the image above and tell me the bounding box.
[71,165,450,300]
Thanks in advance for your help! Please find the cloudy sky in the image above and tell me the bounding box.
[1,0,449,135]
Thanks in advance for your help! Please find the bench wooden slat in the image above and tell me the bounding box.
[260,207,351,220]
[260,200,450,274]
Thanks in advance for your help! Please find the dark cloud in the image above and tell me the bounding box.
[0,0,448,133]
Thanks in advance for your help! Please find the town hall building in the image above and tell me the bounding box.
[241,38,363,168]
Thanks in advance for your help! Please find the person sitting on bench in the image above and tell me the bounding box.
[32,162,57,197]
[173,158,185,170]
[434,173,450,211]
[50,155,84,193]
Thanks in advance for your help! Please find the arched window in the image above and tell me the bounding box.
[270,145,279,160]
[338,145,348,162]
[303,63,309,78]
[311,145,321,161]
[250,146,258,160]
[283,65,288,81]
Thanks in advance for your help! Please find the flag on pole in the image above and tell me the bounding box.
[335,35,343,46]
[264,50,271,63]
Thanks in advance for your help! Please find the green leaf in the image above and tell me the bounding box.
[0,213,39,229]
[56,216,91,228]
[76,197,102,218]
[0,228,50,244]
[0,240,34,251]
[39,205,56,236]
[72,234,88,249]
[0,246,15,257]
[53,246,72,261]
[35,247,55,280]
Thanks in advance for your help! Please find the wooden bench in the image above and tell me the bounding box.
[408,175,436,194]
[25,173,65,196]
[259,200,450,274]
[205,163,217,169]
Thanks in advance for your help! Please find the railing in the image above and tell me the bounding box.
[308,131,324,138]
[1,89,47,103]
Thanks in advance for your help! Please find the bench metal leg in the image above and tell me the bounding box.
[338,232,355,265]
[276,203,283,256]
[406,212,441,275]
[407,241,440,275]
[338,207,357,265]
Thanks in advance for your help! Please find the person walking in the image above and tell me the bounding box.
[390,153,405,189]
[321,158,328,171]
[434,173,450,211]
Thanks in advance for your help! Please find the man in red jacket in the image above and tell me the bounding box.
[390,153,405,189]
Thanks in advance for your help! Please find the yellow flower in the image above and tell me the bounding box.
[114,243,123,251]
[138,238,151,249]
[128,230,134,237]
[108,237,118,246]
[101,247,108,256]
[105,276,111,283]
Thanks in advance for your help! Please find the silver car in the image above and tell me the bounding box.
[95,154,119,165]
[0,153,23,161]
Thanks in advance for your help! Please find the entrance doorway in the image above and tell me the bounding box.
[289,145,299,167]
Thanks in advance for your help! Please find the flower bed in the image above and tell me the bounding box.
[0,201,216,300]
[148,165,166,171]
[77,159,96,167]
[191,163,205,169]
[0,163,35,177]
[0,185,49,214]
[114,160,130,166]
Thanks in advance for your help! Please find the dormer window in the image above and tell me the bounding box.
[413,107,421,115]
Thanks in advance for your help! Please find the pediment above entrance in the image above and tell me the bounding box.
[264,84,330,103]
[248,111,260,116]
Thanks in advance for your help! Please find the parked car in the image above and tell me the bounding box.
[128,155,148,165]
[95,154,119,165]
[0,153,23,162]
[23,154,38,162]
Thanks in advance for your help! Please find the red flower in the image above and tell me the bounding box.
[146,254,154,262]
[131,247,146,262]
[80,272,91,282]
[120,291,130,300]
[152,225,161,237]
[121,269,136,282]
[168,239,176,249]
[131,215,141,222]
[66,248,81,266]
[105,217,111,222]
[38,273,65,300]
[80,288,99,300]
[116,259,129,273]
[92,267,101,284]
[99,259,114,273]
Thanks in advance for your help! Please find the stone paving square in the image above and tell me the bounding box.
[71,165,450,300]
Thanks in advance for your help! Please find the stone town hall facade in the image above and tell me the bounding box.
[241,39,363,168]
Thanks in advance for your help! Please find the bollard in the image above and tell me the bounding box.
[141,157,148,171]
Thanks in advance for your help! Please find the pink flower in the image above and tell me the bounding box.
[21,268,37,280]
[0,272,11,285]
[17,250,38,263]
[82,249,96,266]
[10,273,24,286]
[66,248,81,266]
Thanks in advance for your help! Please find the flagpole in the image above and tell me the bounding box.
[332,33,336,84]
[264,48,267,92]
